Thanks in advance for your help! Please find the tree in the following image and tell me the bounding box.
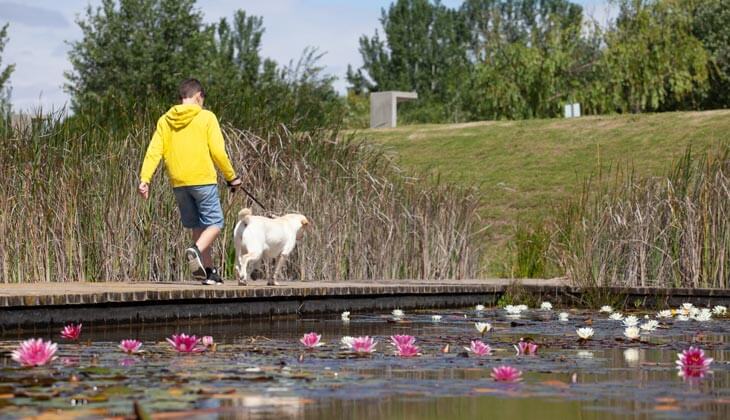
[65,0,212,110]
[690,0,730,108]
[599,0,708,113]
[0,23,15,115]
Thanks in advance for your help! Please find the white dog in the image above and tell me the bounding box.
[233,208,309,286]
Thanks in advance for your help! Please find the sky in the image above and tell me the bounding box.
[0,0,615,112]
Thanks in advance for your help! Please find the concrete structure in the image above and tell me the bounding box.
[370,91,418,129]
[2,279,730,329]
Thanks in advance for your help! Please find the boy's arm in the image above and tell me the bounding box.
[139,122,164,185]
[207,115,238,182]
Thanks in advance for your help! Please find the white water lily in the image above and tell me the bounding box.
[475,322,492,334]
[392,309,404,319]
[693,309,712,322]
[624,326,641,340]
[609,312,624,321]
[340,336,355,349]
[677,314,690,321]
[504,305,522,315]
[341,311,350,321]
[431,315,442,322]
[540,302,553,311]
[681,303,695,311]
[689,307,700,317]
[599,305,613,313]
[656,310,673,319]
[516,304,528,311]
[576,327,594,340]
[559,312,570,322]
[712,305,727,316]
[623,315,639,327]
[640,320,659,331]
[475,304,485,312]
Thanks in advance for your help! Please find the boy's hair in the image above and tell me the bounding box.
[178,78,205,101]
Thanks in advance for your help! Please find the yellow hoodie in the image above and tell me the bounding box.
[139,104,237,187]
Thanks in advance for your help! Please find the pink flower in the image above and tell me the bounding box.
[300,332,323,348]
[676,347,713,378]
[11,338,58,367]
[514,339,538,355]
[395,343,421,357]
[166,333,204,353]
[351,336,377,354]
[465,340,492,356]
[202,336,214,347]
[118,339,143,354]
[491,365,523,383]
[390,335,415,347]
[60,323,82,340]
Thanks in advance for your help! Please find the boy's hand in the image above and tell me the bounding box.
[227,177,242,192]
[138,182,150,200]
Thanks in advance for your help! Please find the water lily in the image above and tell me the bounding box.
[656,310,673,318]
[576,327,594,340]
[167,333,205,353]
[692,309,712,322]
[118,339,143,354]
[681,303,695,311]
[464,340,492,356]
[390,335,416,347]
[516,304,528,311]
[712,305,727,316]
[677,314,690,321]
[676,346,713,378]
[475,304,485,312]
[624,326,641,340]
[202,336,214,347]
[514,339,538,355]
[540,302,552,311]
[351,336,377,354]
[340,336,355,349]
[61,323,82,340]
[341,311,350,321]
[395,343,420,357]
[558,312,570,322]
[299,332,324,348]
[640,320,659,331]
[622,315,639,327]
[392,309,404,319]
[491,365,522,383]
[504,305,522,315]
[474,322,492,335]
[599,305,613,313]
[431,315,442,322]
[609,312,624,321]
[11,338,58,367]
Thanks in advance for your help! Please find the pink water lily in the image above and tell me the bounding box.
[676,347,713,378]
[465,340,492,356]
[118,339,143,354]
[351,336,377,354]
[166,333,204,353]
[11,338,58,367]
[300,332,324,348]
[514,339,538,355]
[202,336,214,347]
[491,365,523,383]
[60,323,82,340]
[395,343,421,357]
[390,335,415,347]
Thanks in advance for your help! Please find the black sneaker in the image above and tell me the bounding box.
[203,267,223,285]
[185,246,206,281]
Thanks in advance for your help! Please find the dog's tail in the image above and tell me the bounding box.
[238,208,253,225]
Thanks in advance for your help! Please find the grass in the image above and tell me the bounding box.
[358,110,730,274]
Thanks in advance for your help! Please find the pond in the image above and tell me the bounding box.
[0,304,728,419]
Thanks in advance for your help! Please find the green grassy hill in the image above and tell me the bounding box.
[358,110,730,273]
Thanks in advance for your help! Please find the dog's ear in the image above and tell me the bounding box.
[301,218,310,228]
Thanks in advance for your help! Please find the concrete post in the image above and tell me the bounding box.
[370,91,418,129]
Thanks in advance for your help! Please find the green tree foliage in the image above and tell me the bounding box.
[600,0,708,113]
[0,23,15,115]
[690,0,730,108]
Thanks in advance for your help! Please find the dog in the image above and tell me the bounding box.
[233,208,309,286]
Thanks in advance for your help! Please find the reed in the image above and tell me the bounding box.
[551,145,730,289]
[0,110,485,283]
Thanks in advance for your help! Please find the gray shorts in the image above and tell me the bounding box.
[172,184,224,229]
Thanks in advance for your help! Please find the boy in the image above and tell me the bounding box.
[138,78,242,285]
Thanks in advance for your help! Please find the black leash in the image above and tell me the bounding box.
[231,183,267,211]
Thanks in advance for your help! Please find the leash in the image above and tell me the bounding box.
[231,183,267,211]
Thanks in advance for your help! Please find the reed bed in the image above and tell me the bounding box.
[0,112,485,283]
[551,146,730,289]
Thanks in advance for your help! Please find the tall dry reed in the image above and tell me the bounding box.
[0,112,485,283]
[551,146,730,289]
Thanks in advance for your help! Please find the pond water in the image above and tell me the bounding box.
[1,307,729,419]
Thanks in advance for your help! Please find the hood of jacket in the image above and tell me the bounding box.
[164,104,202,130]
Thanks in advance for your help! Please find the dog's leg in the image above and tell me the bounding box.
[269,254,288,286]
[238,252,261,286]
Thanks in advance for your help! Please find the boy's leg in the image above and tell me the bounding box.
[192,226,221,267]
[190,185,225,284]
